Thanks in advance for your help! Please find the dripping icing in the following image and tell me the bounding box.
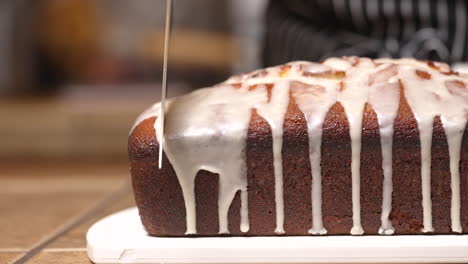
[368,64,400,235]
[254,80,290,234]
[396,61,468,233]
[132,57,467,235]
[289,62,344,235]
[442,118,467,233]
[369,65,400,235]
[325,58,376,235]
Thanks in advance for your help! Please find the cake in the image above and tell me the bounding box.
[129,57,467,236]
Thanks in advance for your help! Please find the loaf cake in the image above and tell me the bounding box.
[129,57,467,236]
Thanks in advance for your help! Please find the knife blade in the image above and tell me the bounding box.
[159,0,172,169]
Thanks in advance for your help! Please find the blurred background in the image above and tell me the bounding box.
[1,0,467,168]
[0,0,267,167]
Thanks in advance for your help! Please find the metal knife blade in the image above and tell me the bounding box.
[159,0,172,169]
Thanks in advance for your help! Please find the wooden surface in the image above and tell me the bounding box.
[0,161,135,264]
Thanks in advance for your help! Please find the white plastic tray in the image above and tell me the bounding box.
[87,207,468,263]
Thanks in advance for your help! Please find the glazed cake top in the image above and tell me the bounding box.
[132,57,467,235]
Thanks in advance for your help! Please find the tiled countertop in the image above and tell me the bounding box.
[2,161,454,264]
[0,161,134,264]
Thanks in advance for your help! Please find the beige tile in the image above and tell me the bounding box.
[26,251,90,264]
[48,192,135,248]
[0,252,24,264]
[0,175,127,248]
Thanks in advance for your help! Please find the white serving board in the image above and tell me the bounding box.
[87,207,468,263]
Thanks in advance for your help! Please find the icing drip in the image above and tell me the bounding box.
[396,59,468,233]
[240,189,249,232]
[290,64,342,235]
[325,58,376,235]
[368,64,400,235]
[442,118,466,233]
[131,57,467,235]
[254,80,290,234]
[418,118,435,233]
[162,86,267,234]
[442,119,467,233]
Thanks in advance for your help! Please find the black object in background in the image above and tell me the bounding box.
[263,0,468,66]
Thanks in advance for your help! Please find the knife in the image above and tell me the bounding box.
[159,0,172,169]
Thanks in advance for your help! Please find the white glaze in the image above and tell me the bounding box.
[396,60,468,233]
[132,57,467,235]
[162,86,266,234]
[326,58,375,235]
[254,80,290,234]
[130,102,161,134]
[443,118,467,233]
[289,63,343,235]
[368,64,400,235]
[418,118,435,233]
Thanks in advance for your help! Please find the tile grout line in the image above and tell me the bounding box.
[11,180,131,264]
